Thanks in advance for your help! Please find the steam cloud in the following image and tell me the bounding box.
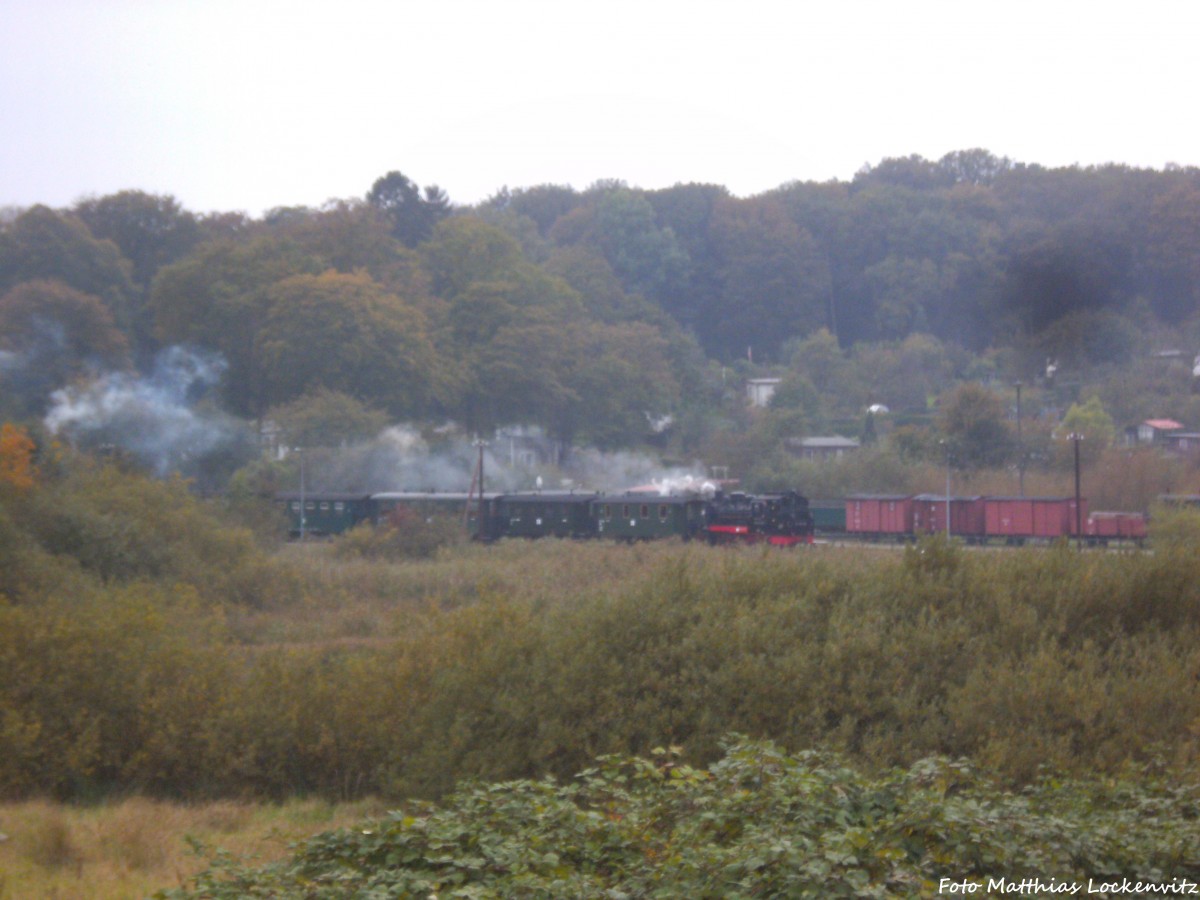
[37,346,708,496]
[299,426,711,497]
[43,346,247,476]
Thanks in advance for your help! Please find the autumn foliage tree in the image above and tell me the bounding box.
[0,423,38,493]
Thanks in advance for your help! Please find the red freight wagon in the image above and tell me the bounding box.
[984,497,1035,542]
[1030,497,1088,538]
[844,494,913,538]
[983,496,1088,542]
[912,495,985,538]
[1086,511,1147,543]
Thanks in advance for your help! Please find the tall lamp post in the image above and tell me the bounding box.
[294,447,306,541]
[939,439,952,537]
[1068,432,1083,550]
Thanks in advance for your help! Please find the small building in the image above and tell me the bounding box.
[785,436,861,461]
[1162,432,1200,456]
[1136,418,1184,443]
[746,378,782,408]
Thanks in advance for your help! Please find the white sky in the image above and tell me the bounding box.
[2,0,1196,217]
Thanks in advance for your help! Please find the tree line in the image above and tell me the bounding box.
[2,152,1200,468]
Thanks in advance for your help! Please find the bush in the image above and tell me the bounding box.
[333,509,465,561]
[161,739,1200,898]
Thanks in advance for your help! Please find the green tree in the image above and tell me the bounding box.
[495,183,579,235]
[1057,395,1115,465]
[938,381,1013,469]
[73,190,201,290]
[266,388,390,449]
[768,371,822,424]
[553,321,680,448]
[863,255,938,339]
[366,171,450,247]
[0,280,132,415]
[256,271,440,416]
[784,328,847,394]
[705,196,831,361]
[149,236,322,418]
[590,188,690,304]
[0,205,139,343]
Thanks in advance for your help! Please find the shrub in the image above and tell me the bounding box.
[160,739,1200,898]
[333,509,464,561]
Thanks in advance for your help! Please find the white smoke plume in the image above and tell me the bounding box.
[299,425,526,493]
[300,426,711,497]
[43,346,247,477]
[562,447,713,495]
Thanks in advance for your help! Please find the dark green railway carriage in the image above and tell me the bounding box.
[492,492,599,539]
[808,499,847,535]
[594,493,707,541]
[275,492,374,537]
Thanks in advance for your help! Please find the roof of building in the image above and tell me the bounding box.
[788,436,861,449]
[1144,418,1185,431]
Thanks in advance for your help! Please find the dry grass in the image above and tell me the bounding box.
[227,537,706,647]
[0,795,385,900]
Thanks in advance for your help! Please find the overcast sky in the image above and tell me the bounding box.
[2,0,1196,217]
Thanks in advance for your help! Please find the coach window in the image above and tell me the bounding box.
[658,504,669,521]
[640,504,649,518]
[622,504,630,518]
[291,501,301,512]
[334,501,345,512]
[320,502,329,511]
[603,504,612,520]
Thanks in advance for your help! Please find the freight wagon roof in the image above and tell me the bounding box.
[984,495,1074,502]
[845,493,914,501]
[912,494,983,502]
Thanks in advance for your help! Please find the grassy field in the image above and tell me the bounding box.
[4,532,1198,897]
[0,795,385,900]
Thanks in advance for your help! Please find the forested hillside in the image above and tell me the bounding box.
[3,151,1200,495]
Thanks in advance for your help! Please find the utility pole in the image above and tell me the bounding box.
[1014,380,1024,497]
[1069,432,1083,550]
[472,438,489,540]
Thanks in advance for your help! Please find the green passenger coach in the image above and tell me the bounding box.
[492,492,599,539]
[275,492,374,537]
[594,493,707,541]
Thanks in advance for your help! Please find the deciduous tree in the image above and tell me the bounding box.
[0,280,132,414]
[149,237,321,418]
[257,270,440,417]
[938,381,1013,470]
[0,423,38,493]
[0,205,139,343]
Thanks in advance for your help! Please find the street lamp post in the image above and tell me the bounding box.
[294,447,306,541]
[939,439,952,537]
